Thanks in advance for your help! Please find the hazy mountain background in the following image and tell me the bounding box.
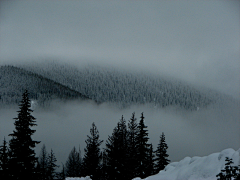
[0,65,89,106]
[1,60,236,111]
[0,0,239,170]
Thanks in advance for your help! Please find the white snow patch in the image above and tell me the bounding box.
[133,148,240,180]
[65,176,91,180]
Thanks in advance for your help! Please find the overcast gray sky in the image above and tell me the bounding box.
[0,0,239,98]
[0,0,240,170]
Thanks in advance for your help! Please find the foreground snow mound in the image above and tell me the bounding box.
[133,148,240,180]
[65,176,91,180]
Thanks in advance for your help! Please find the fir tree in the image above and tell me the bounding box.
[82,122,103,180]
[127,112,138,179]
[105,116,129,180]
[47,149,58,180]
[116,115,129,180]
[65,146,82,177]
[135,112,151,178]
[8,90,40,180]
[146,143,155,176]
[38,144,49,180]
[216,157,240,180]
[100,150,108,180]
[105,127,119,180]
[0,137,9,179]
[154,132,170,172]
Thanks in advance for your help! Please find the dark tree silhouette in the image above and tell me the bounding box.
[0,137,9,179]
[127,112,138,179]
[154,132,170,172]
[135,112,151,178]
[216,157,240,180]
[65,146,82,177]
[47,149,58,180]
[83,122,103,180]
[38,144,49,180]
[8,90,40,180]
[146,143,155,176]
[105,115,129,180]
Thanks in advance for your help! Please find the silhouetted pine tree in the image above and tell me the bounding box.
[105,116,129,180]
[135,112,151,178]
[146,143,155,176]
[47,149,58,180]
[105,127,119,180]
[82,122,103,180]
[38,144,49,180]
[216,157,240,180]
[65,146,82,177]
[116,115,129,179]
[100,150,108,180]
[154,132,170,172]
[127,112,138,179]
[0,137,9,179]
[8,90,40,180]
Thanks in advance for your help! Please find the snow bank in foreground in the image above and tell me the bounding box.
[65,176,91,180]
[133,148,240,180]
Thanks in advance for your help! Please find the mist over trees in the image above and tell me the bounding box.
[0,91,239,180]
[0,90,174,180]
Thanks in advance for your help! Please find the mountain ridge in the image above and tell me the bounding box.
[0,65,90,107]
[1,60,238,110]
[16,60,238,110]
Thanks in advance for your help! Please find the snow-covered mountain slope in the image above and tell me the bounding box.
[0,65,89,106]
[133,148,240,180]
[16,60,238,111]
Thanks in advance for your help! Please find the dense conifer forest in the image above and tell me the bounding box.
[0,65,89,106]
[1,61,236,111]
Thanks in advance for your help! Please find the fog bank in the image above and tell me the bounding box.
[0,100,239,168]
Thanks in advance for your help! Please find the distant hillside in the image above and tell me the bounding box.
[0,65,89,106]
[16,60,236,111]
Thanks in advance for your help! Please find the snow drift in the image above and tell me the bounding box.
[133,148,240,180]
[65,177,91,180]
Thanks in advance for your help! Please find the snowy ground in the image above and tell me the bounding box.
[133,148,240,180]
[65,177,91,180]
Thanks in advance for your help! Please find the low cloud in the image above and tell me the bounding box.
[1,100,239,167]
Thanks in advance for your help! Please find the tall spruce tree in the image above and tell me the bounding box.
[116,115,129,179]
[154,132,170,172]
[38,144,49,180]
[100,150,108,180]
[83,122,103,180]
[47,149,58,180]
[105,115,129,180]
[65,146,82,177]
[127,112,138,179]
[146,143,155,176]
[136,112,150,178]
[0,137,9,179]
[105,127,120,180]
[8,90,40,180]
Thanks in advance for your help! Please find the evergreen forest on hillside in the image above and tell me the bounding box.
[1,62,235,111]
[0,66,89,106]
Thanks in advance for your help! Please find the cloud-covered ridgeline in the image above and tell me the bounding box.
[0,1,239,98]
